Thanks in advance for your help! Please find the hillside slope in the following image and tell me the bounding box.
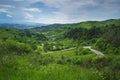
[29,18,120,40]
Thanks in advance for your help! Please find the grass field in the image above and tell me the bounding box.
[0,49,120,80]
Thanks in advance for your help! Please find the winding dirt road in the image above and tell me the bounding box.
[83,46,104,55]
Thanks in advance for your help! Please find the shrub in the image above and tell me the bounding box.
[92,56,109,69]
[0,39,33,55]
[56,55,66,64]
[75,47,93,55]
[56,59,63,64]
[111,56,120,71]
[81,48,93,55]
[0,55,18,68]
[66,54,96,68]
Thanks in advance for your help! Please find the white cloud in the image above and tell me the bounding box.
[25,12,71,24]
[9,0,119,23]
[26,17,69,24]
[0,8,9,13]
[34,0,120,23]
[0,5,15,8]
[23,8,42,12]
[0,5,14,14]
[24,13,34,20]
[6,14,12,18]
[27,0,99,23]
[0,0,120,23]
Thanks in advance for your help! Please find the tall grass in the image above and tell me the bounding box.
[0,49,120,80]
[0,64,101,80]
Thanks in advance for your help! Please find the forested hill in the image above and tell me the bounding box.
[30,18,120,32]
[29,18,120,40]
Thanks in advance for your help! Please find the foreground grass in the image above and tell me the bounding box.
[0,50,100,80]
[0,49,120,80]
[0,64,101,80]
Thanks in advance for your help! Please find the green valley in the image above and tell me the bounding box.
[0,19,120,80]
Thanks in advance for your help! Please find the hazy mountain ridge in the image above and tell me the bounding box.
[28,18,120,39]
[30,18,120,31]
[0,23,47,29]
[0,18,119,30]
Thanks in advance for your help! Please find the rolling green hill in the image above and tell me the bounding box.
[0,27,47,53]
[29,18,120,40]
[0,18,120,80]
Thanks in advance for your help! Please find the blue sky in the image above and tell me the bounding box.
[0,0,120,24]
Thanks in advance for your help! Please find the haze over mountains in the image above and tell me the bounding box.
[0,18,119,29]
[0,23,47,29]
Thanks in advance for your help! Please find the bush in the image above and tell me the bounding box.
[56,55,66,64]
[66,54,96,68]
[92,56,110,69]
[56,59,63,64]
[0,55,18,68]
[0,39,33,55]
[75,47,93,55]
[99,69,120,80]
[81,48,93,55]
[75,46,83,55]
[30,54,54,66]
[111,56,120,70]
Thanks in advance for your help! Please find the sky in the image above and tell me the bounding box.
[0,0,120,24]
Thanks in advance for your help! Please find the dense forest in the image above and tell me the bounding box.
[0,19,120,80]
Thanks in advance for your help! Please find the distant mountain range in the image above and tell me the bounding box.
[0,23,47,29]
[0,18,120,29]
[30,18,120,32]
[28,18,120,39]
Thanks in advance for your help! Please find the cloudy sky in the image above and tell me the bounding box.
[0,0,120,24]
